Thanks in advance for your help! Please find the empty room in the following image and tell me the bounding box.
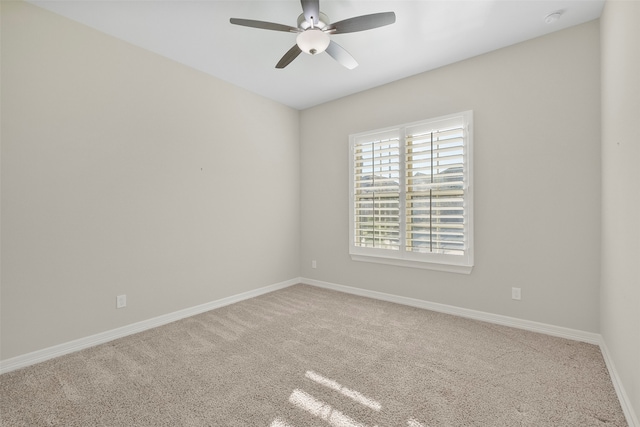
[1,0,638,426]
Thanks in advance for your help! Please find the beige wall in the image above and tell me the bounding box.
[300,21,602,332]
[600,0,640,421]
[0,1,300,360]
[3,8,635,422]
[1,2,638,421]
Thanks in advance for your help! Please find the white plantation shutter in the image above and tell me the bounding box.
[349,112,473,273]
[406,122,466,255]
[353,131,401,250]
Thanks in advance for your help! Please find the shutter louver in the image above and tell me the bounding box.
[353,136,401,250]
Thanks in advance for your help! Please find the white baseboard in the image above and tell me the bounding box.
[0,277,301,375]
[599,339,639,427]
[302,278,601,344]
[302,277,640,427]
[2,276,636,427]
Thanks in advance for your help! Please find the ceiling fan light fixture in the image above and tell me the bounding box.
[230,2,396,69]
[296,29,330,55]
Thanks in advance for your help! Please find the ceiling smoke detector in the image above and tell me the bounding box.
[544,10,564,24]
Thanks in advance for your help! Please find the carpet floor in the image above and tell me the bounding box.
[0,284,627,426]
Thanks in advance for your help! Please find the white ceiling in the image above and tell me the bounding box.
[29,0,604,110]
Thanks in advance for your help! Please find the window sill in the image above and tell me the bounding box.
[350,253,473,274]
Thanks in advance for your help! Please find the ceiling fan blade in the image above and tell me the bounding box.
[328,12,396,34]
[325,41,358,70]
[301,0,320,26]
[276,44,303,69]
[230,18,298,33]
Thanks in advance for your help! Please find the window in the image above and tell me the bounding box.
[349,111,473,273]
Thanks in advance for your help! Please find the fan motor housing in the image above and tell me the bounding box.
[297,12,330,30]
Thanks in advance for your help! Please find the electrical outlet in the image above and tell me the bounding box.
[511,287,521,300]
[116,294,127,309]
[312,260,317,269]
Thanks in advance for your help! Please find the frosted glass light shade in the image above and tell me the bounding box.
[296,29,330,55]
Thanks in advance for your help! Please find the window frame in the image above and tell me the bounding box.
[348,111,474,274]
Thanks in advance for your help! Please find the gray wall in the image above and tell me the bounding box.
[1,1,300,360]
[600,0,640,420]
[2,8,635,422]
[300,21,602,333]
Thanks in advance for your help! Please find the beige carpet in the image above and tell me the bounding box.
[0,284,627,426]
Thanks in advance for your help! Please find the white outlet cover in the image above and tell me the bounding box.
[116,294,127,308]
[511,288,521,300]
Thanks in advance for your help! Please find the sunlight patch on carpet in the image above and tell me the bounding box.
[305,370,382,411]
[270,417,296,427]
[289,389,370,427]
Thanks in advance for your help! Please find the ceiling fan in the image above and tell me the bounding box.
[230,0,396,69]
